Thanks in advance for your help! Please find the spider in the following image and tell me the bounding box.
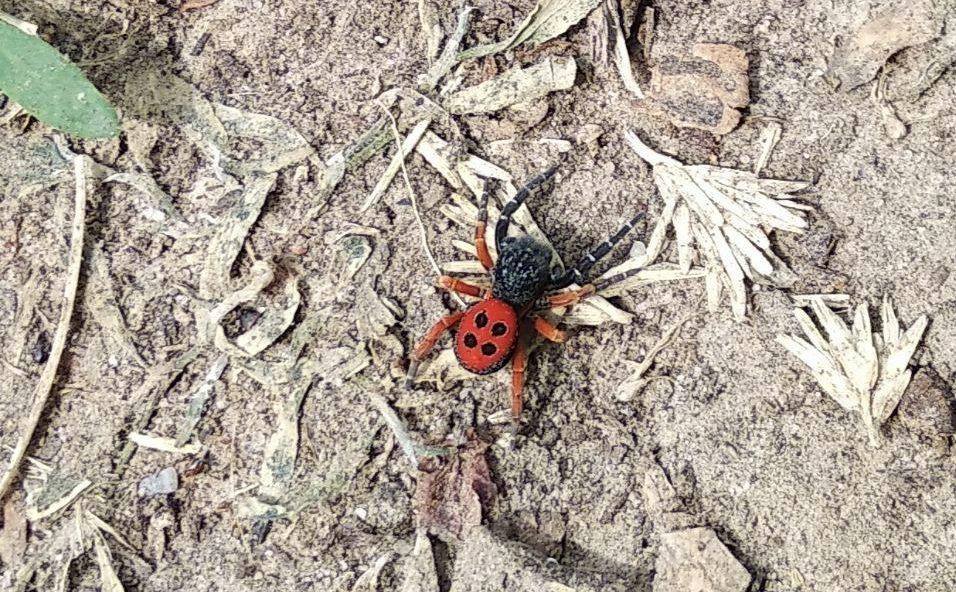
[405,167,645,423]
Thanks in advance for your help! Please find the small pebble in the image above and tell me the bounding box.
[138,467,179,497]
[31,331,50,364]
[374,35,389,46]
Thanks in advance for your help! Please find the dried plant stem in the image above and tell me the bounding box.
[377,104,466,308]
[357,377,446,465]
[179,0,220,11]
[0,156,89,500]
[113,348,199,477]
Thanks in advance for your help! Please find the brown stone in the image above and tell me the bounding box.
[649,43,749,135]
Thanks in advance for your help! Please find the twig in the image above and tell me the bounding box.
[180,0,220,11]
[113,348,199,478]
[175,354,228,446]
[360,118,432,212]
[0,156,89,500]
[357,378,447,465]
[617,313,694,402]
[376,104,466,308]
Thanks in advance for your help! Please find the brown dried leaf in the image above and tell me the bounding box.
[413,432,497,540]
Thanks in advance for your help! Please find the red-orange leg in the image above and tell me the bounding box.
[546,284,596,308]
[532,316,567,343]
[475,221,494,270]
[438,275,485,299]
[510,338,528,421]
[405,311,465,388]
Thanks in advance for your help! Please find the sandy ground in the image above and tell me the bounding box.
[1,0,955,590]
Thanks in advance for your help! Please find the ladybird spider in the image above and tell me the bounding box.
[405,166,645,423]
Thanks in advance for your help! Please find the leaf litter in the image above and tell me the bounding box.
[777,295,928,447]
[625,129,812,319]
[445,56,577,114]
[648,43,750,135]
[459,0,602,60]
[606,0,645,99]
[6,2,939,587]
[0,156,91,500]
[413,430,497,540]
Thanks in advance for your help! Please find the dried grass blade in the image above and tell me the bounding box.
[459,0,601,59]
[361,119,431,211]
[884,315,928,379]
[259,369,317,500]
[176,354,228,446]
[445,56,576,114]
[673,203,693,272]
[420,7,474,91]
[0,156,89,500]
[722,225,773,276]
[880,295,901,346]
[607,0,644,98]
[624,130,681,166]
[776,335,857,411]
[128,433,202,455]
[199,173,277,298]
[91,530,125,592]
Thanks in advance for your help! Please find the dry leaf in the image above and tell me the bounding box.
[25,466,91,521]
[199,174,277,299]
[258,369,318,501]
[413,432,497,540]
[419,6,473,91]
[656,528,751,592]
[445,56,576,114]
[128,433,202,455]
[460,0,601,59]
[91,529,125,592]
[214,271,302,357]
[777,295,928,447]
[176,354,228,446]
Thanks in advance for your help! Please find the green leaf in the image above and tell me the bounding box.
[0,21,119,138]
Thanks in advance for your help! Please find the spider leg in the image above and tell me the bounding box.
[591,265,646,291]
[544,284,596,308]
[495,166,558,251]
[532,315,567,343]
[437,275,487,299]
[549,210,645,289]
[510,337,528,421]
[475,186,494,270]
[404,311,465,388]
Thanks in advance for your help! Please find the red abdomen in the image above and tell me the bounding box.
[454,298,518,375]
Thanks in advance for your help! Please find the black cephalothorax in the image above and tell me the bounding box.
[493,236,552,308]
[489,166,646,307]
